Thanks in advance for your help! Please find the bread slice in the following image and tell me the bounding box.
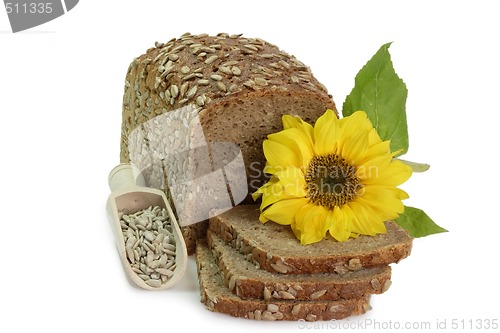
[207,230,392,301]
[196,240,371,321]
[209,205,413,274]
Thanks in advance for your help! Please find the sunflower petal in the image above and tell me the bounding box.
[275,167,307,197]
[337,112,373,164]
[362,159,412,186]
[391,149,404,157]
[391,187,409,200]
[252,175,278,201]
[292,204,329,245]
[252,186,264,201]
[259,198,309,225]
[263,140,301,170]
[358,185,405,220]
[348,201,387,235]
[293,204,328,232]
[339,131,369,165]
[339,110,373,129]
[314,109,341,156]
[358,140,391,165]
[314,109,337,126]
[356,154,392,180]
[282,115,315,146]
[328,206,352,242]
[258,168,307,210]
[263,161,283,175]
[367,127,384,146]
[342,203,368,235]
[268,128,314,168]
[260,182,300,210]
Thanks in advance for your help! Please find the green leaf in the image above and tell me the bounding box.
[395,206,447,238]
[343,43,409,156]
[396,158,430,172]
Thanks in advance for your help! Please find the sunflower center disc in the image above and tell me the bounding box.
[305,154,360,208]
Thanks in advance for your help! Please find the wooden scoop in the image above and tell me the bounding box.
[106,163,187,290]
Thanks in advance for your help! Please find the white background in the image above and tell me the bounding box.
[1,1,499,332]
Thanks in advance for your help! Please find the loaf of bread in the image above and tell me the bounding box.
[209,205,413,274]
[196,240,371,321]
[207,230,392,301]
[120,33,337,254]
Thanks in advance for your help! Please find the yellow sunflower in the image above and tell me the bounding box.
[252,109,412,245]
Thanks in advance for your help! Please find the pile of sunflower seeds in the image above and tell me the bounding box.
[119,205,176,287]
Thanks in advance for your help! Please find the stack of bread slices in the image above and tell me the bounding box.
[196,204,413,321]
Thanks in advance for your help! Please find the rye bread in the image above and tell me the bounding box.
[120,33,336,254]
[196,240,371,321]
[209,205,413,274]
[207,230,392,301]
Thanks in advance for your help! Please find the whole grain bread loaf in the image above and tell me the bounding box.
[196,240,371,321]
[120,33,336,254]
[207,230,392,301]
[209,204,413,274]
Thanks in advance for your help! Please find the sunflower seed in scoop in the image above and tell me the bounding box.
[120,206,177,287]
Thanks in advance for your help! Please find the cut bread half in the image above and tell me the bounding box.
[196,240,371,321]
[120,33,337,255]
[209,204,412,274]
